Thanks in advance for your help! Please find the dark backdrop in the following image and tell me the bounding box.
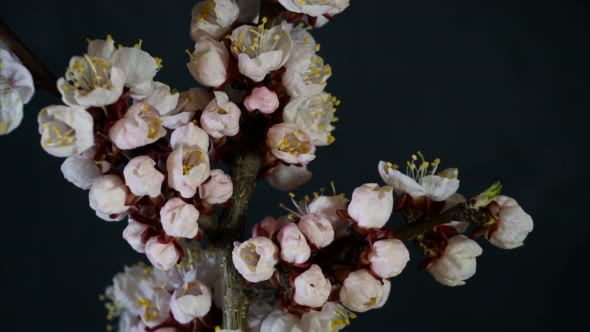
[1,0,588,331]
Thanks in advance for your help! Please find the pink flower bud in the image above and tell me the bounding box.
[487,195,534,249]
[199,169,233,204]
[122,217,149,253]
[339,269,390,313]
[266,123,316,165]
[347,183,393,229]
[244,86,280,114]
[145,237,179,271]
[298,214,334,248]
[232,237,279,283]
[89,174,129,220]
[160,198,199,238]
[252,216,284,238]
[369,239,409,279]
[293,264,331,308]
[123,156,164,197]
[428,235,482,286]
[187,37,229,88]
[200,91,240,138]
[277,223,311,264]
[169,281,212,324]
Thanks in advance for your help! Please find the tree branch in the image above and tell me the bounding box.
[0,18,59,97]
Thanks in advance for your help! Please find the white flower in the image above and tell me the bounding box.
[145,237,180,271]
[308,0,350,27]
[369,239,410,279]
[162,88,211,129]
[230,20,292,82]
[200,91,241,138]
[428,235,482,286]
[122,217,149,253]
[89,174,129,220]
[283,92,337,145]
[109,102,166,150]
[266,123,316,165]
[199,169,233,204]
[169,281,212,323]
[339,269,390,313]
[347,183,394,229]
[300,302,352,332]
[160,198,200,239]
[0,45,34,135]
[190,0,240,41]
[60,146,109,189]
[259,309,303,332]
[298,213,334,248]
[278,0,349,17]
[142,81,179,118]
[57,55,125,107]
[293,264,331,308]
[307,194,350,238]
[38,105,94,157]
[266,163,312,191]
[487,195,534,249]
[123,156,164,197]
[170,122,209,151]
[379,153,460,201]
[135,287,172,327]
[166,145,210,198]
[283,47,331,98]
[232,237,279,283]
[109,45,160,98]
[187,37,229,88]
[277,223,311,264]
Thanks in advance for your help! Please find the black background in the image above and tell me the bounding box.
[1,0,588,331]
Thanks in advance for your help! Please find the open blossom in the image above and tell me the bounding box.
[122,217,149,253]
[160,198,200,238]
[167,145,210,198]
[266,164,312,191]
[190,0,240,41]
[487,195,534,249]
[109,102,166,150]
[293,264,331,308]
[89,174,129,220]
[339,269,391,313]
[162,88,211,129]
[267,123,316,165]
[429,235,482,286]
[57,55,125,107]
[232,237,279,283]
[244,86,280,114]
[60,146,109,190]
[187,36,229,88]
[38,105,94,157]
[277,223,311,264]
[87,35,160,98]
[300,302,351,332]
[142,82,179,118]
[123,156,164,197]
[347,183,394,229]
[369,239,410,279]
[145,237,180,271]
[298,213,334,248]
[231,21,292,82]
[379,154,460,201]
[169,281,212,323]
[0,44,34,135]
[199,169,233,204]
[278,0,349,17]
[200,91,240,138]
[283,92,337,145]
[283,47,331,98]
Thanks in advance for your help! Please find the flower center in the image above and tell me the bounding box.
[182,148,206,175]
[65,55,113,94]
[278,128,311,156]
[383,151,442,183]
[240,242,260,272]
[231,18,289,57]
[42,121,75,147]
[140,104,163,139]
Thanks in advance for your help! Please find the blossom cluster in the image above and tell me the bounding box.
[232,154,534,330]
[0,42,35,135]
